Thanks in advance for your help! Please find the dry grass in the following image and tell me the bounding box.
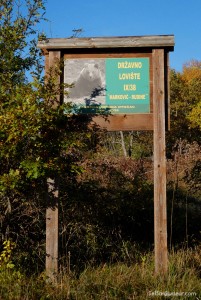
[0,247,201,299]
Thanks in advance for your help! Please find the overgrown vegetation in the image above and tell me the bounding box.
[0,247,201,299]
[0,0,201,298]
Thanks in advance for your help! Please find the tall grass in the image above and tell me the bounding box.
[0,247,200,299]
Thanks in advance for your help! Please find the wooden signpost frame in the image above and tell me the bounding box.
[38,35,174,278]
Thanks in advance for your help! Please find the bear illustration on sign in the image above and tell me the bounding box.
[69,63,104,99]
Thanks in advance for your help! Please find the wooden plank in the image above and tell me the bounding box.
[48,51,61,108]
[165,52,170,130]
[38,35,174,50]
[92,114,153,131]
[153,49,168,275]
[45,51,61,281]
[45,54,49,73]
[46,179,59,281]
[64,53,152,59]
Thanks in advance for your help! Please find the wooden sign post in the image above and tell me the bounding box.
[153,49,168,274]
[38,35,174,277]
[44,51,61,281]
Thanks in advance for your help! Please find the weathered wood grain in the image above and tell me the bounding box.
[153,49,168,275]
[38,35,174,51]
[45,51,61,281]
[92,114,153,131]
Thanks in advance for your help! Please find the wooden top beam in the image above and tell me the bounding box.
[37,35,175,52]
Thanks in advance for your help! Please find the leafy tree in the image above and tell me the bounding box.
[166,63,201,248]
[0,0,46,84]
[168,62,201,145]
[0,0,91,271]
[183,60,201,130]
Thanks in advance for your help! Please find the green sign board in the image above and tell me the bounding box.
[64,57,150,114]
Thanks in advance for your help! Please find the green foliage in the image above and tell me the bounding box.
[189,101,201,129]
[0,240,16,269]
[183,60,201,130]
[168,62,201,146]
[0,248,201,299]
[0,0,91,271]
[0,0,46,84]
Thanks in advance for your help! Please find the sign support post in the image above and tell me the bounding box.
[153,49,168,274]
[45,51,61,281]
